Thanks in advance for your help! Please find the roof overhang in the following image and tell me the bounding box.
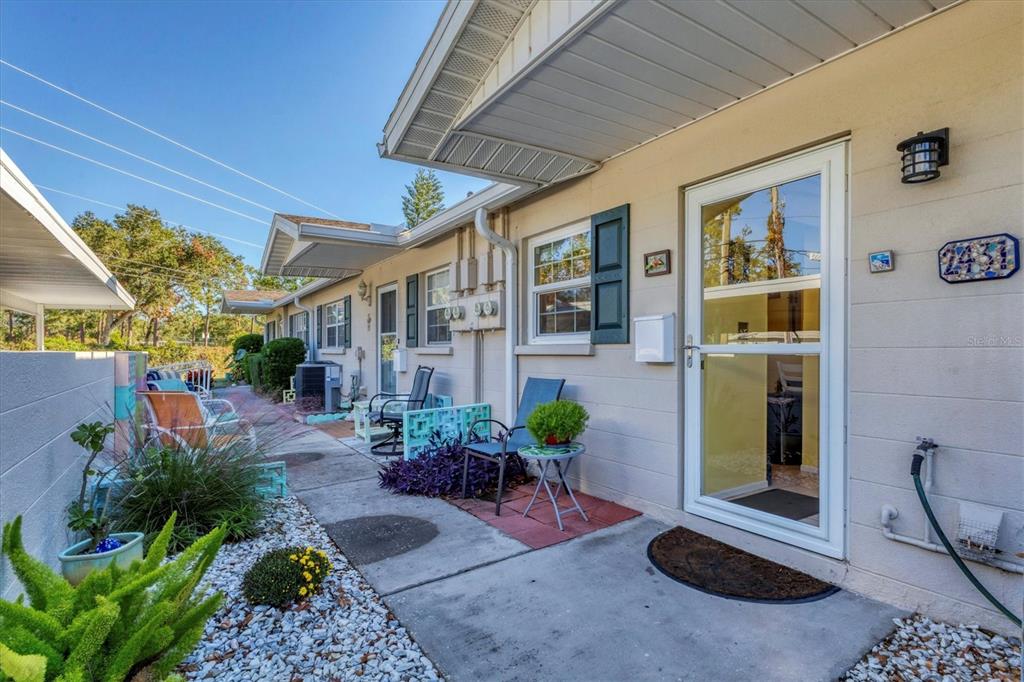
[0,148,135,314]
[258,182,532,280]
[260,213,402,278]
[220,294,285,315]
[382,0,959,188]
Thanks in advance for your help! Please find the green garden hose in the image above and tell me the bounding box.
[911,453,1021,628]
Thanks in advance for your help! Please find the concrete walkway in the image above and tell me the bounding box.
[224,386,904,681]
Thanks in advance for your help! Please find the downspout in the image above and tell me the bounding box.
[35,303,44,350]
[474,207,517,424]
[294,295,317,362]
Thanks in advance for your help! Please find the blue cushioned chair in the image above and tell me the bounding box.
[462,377,564,515]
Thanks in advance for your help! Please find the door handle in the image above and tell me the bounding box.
[682,334,700,368]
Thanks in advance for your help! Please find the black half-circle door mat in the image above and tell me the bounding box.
[647,526,839,604]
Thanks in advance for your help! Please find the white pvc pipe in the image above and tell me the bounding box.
[880,504,1024,574]
[475,207,517,424]
[922,450,934,543]
[35,303,44,350]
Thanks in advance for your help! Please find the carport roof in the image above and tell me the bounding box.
[0,148,135,314]
[380,0,959,187]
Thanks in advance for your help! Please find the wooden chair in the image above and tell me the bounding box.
[138,391,254,450]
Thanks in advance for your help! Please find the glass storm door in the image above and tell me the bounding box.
[378,284,398,395]
[683,142,846,558]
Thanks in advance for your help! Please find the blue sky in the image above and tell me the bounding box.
[0,0,487,265]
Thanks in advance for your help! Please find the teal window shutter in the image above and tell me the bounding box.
[343,296,352,348]
[590,204,630,344]
[316,305,323,348]
[405,274,419,348]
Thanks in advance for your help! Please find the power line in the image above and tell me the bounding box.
[2,100,278,214]
[34,184,265,249]
[1,59,341,218]
[1,126,266,224]
[105,255,221,278]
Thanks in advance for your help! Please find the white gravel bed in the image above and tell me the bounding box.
[844,615,1021,681]
[181,497,442,681]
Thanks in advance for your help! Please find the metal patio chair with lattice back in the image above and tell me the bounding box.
[368,365,434,457]
[462,377,565,515]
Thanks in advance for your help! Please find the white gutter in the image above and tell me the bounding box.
[474,207,517,424]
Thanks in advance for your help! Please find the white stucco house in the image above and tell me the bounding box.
[224,0,1022,633]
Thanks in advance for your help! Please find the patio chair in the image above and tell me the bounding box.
[777,361,803,395]
[146,372,210,399]
[461,377,565,515]
[368,365,433,457]
[138,390,254,450]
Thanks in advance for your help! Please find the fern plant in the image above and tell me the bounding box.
[0,512,224,682]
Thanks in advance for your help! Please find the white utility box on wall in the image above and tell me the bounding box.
[634,314,675,363]
[393,348,408,373]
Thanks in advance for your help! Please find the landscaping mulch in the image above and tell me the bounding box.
[647,526,838,603]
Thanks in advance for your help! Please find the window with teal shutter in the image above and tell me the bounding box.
[405,274,419,348]
[343,296,352,348]
[316,305,323,348]
[590,204,629,344]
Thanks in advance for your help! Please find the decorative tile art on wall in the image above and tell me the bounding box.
[938,233,1019,283]
[403,402,491,460]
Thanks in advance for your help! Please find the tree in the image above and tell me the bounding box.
[74,206,201,345]
[185,234,246,345]
[401,168,444,227]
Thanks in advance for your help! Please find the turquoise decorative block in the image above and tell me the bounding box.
[403,403,491,459]
[255,461,287,499]
[426,394,453,409]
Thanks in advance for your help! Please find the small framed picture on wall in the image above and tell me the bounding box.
[644,249,671,277]
[868,250,895,273]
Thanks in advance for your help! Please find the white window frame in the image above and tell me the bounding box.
[289,311,308,346]
[323,298,349,350]
[424,266,452,346]
[682,140,847,559]
[527,219,592,345]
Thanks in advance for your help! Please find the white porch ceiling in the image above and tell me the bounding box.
[384,0,958,186]
[0,149,135,314]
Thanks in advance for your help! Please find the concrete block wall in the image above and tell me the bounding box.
[0,351,116,598]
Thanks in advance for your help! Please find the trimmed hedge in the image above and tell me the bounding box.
[231,333,264,382]
[260,337,306,398]
[247,353,264,391]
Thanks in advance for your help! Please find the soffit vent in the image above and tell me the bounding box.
[387,0,601,185]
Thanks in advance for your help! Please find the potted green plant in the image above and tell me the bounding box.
[57,421,143,584]
[526,400,589,447]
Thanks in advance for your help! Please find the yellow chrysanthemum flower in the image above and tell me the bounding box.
[303,571,312,581]
[298,586,307,596]
[289,554,298,561]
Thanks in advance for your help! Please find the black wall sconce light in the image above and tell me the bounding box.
[897,128,949,183]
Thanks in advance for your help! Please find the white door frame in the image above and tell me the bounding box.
[377,282,398,395]
[682,141,847,559]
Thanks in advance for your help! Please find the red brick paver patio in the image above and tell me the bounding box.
[451,484,640,549]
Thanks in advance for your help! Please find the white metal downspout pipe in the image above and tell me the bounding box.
[475,207,517,424]
[294,295,316,362]
[35,303,45,350]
